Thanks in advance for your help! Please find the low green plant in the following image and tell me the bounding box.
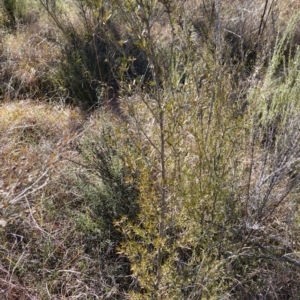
[2,0,16,26]
[74,121,140,297]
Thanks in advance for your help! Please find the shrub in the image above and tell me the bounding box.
[74,120,140,297]
[2,0,17,27]
[38,0,151,110]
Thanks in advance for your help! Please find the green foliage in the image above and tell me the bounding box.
[39,0,151,109]
[109,3,300,299]
[117,66,246,298]
[1,0,39,27]
[75,121,140,295]
[105,2,245,298]
[2,0,16,26]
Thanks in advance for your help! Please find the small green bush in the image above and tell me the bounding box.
[75,122,140,296]
[2,0,16,26]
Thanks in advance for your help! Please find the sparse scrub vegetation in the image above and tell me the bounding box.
[1,0,300,299]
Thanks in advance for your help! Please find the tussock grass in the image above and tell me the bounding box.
[1,25,62,101]
[0,100,84,221]
[0,101,86,299]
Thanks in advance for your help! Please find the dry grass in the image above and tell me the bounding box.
[0,101,99,299]
[0,100,84,225]
[3,28,60,98]
[0,100,129,299]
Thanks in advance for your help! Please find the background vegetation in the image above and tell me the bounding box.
[1,0,300,299]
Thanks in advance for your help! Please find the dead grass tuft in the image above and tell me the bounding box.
[0,100,84,219]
